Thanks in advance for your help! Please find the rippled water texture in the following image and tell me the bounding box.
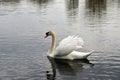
[0,0,120,80]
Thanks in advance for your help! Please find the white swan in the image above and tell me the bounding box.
[45,30,93,60]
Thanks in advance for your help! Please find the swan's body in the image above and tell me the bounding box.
[45,30,93,60]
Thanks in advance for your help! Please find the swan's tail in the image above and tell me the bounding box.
[72,50,94,59]
[89,50,94,54]
[87,50,94,56]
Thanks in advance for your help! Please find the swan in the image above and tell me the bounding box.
[44,30,93,60]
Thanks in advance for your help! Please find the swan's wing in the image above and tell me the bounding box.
[54,35,84,57]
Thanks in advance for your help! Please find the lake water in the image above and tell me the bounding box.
[0,0,120,80]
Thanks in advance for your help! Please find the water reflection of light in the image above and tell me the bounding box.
[85,0,107,15]
[47,57,94,80]
[65,0,79,22]
[0,0,20,16]
[30,0,53,9]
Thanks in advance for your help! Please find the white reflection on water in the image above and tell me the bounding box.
[0,0,20,15]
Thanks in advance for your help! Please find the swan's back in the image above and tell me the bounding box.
[54,36,84,57]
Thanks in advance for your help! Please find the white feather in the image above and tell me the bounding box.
[54,35,84,57]
[54,50,94,60]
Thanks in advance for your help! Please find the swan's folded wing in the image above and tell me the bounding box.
[54,36,84,57]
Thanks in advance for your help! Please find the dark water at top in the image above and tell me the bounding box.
[0,0,120,80]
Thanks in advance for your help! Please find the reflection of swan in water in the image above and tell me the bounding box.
[46,57,94,80]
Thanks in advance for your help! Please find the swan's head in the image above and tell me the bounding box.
[44,30,54,38]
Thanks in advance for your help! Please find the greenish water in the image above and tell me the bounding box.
[0,0,120,80]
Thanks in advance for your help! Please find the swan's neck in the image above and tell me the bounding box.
[50,34,56,54]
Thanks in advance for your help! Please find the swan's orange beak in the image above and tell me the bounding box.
[44,35,48,38]
[45,32,49,38]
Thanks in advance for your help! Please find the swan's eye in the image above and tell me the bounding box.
[46,32,50,36]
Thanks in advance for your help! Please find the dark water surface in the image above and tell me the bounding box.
[0,0,120,80]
